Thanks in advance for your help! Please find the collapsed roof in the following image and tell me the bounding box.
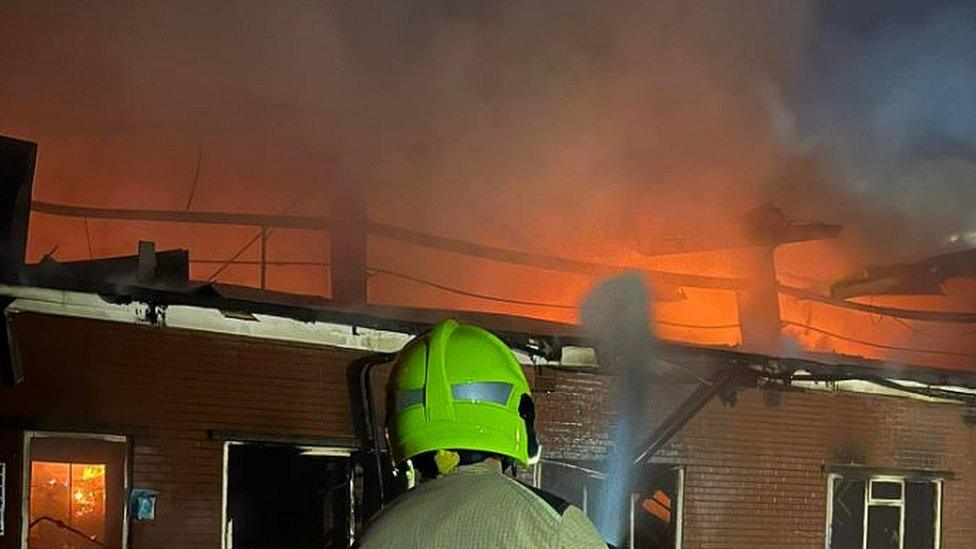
[2,133,976,378]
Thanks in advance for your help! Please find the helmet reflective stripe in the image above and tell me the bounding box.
[451,382,513,405]
[396,382,511,413]
[395,388,425,413]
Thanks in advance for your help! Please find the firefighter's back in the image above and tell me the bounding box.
[359,463,606,549]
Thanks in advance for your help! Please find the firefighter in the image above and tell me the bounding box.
[360,319,607,548]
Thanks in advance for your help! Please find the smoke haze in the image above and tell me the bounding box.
[775,0,976,264]
[2,1,973,262]
[1,1,975,366]
[1,1,811,252]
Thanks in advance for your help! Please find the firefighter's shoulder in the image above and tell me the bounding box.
[503,478,607,547]
[558,505,610,548]
[518,482,573,515]
[498,475,571,517]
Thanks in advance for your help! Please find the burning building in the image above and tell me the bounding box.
[1,1,976,547]
[1,129,975,548]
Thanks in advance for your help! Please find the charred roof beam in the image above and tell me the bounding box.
[831,248,976,299]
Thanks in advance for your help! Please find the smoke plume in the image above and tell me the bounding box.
[1,1,974,348]
[772,0,976,264]
[0,0,815,257]
[581,271,656,546]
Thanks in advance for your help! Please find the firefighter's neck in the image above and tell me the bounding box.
[480,456,504,473]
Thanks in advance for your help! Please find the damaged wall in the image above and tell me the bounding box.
[1,312,974,547]
[533,371,976,547]
[0,312,362,548]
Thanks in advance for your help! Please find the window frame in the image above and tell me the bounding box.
[629,465,684,549]
[863,475,904,549]
[20,431,130,549]
[535,459,685,548]
[825,472,942,549]
[1,461,6,537]
[220,440,357,549]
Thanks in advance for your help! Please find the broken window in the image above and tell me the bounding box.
[536,459,605,517]
[630,466,683,549]
[539,459,683,548]
[827,473,941,549]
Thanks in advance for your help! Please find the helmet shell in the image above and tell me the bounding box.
[386,319,533,467]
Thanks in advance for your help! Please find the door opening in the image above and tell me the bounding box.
[224,443,356,549]
[22,432,128,549]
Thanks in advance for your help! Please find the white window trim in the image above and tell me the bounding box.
[20,431,129,549]
[934,480,942,549]
[220,441,355,549]
[825,473,835,548]
[863,476,905,549]
[1,461,6,537]
[675,467,684,549]
[825,472,943,549]
[221,442,230,549]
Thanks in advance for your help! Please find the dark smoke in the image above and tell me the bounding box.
[0,0,814,259]
[0,1,972,298]
[770,0,976,265]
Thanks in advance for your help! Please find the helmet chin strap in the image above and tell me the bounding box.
[519,394,541,465]
[434,449,461,475]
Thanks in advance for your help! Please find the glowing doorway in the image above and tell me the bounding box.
[23,433,127,549]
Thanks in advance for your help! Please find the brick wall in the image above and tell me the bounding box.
[2,311,974,548]
[0,312,363,548]
[533,370,976,548]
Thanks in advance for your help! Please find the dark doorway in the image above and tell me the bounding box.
[225,444,354,549]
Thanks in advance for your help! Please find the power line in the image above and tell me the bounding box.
[206,194,305,281]
[27,200,976,325]
[776,271,827,285]
[782,320,976,359]
[370,267,742,330]
[206,230,264,281]
[83,218,94,260]
[655,320,740,330]
[367,221,743,290]
[892,317,976,339]
[184,146,203,211]
[368,267,577,310]
[31,200,330,230]
[191,259,329,267]
[780,285,976,324]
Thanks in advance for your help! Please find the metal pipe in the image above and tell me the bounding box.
[259,226,267,291]
[345,351,396,515]
[632,367,744,465]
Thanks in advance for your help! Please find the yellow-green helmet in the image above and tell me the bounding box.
[386,319,539,468]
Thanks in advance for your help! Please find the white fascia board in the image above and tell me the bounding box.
[1,284,143,323]
[0,285,564,360]
[790,372,976,405]
[0,284,412,354]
